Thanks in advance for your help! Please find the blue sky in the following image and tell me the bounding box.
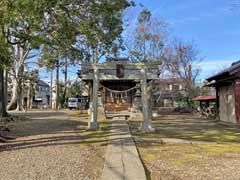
[40,0,240,82]
[129,0,240,80]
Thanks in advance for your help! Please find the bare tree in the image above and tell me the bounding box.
[125,9,168,62]
[165,40,202,108]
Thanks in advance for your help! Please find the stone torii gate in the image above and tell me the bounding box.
[80,62,160,132]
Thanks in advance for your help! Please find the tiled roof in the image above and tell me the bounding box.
[206,60,240,81]
[37,80,49,87]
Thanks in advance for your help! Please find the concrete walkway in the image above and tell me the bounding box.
[102,117,147,180]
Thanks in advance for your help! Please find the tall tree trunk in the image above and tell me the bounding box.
[27,81,30,109]
[50,68,53,109]
[27,79,33,110]
[63,58,68,106]
[16,63,25,111]
[7,45,28,111]
[55,60,59,110]
[16,80,24,111]
[7,75,17,110]
[3,68,8,116]
[0,62,5,117]
[29,87,33,110]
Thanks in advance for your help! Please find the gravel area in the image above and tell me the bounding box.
[0,111,106,180]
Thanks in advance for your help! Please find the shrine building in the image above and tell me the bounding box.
[80,58,160,131]
[206,61,240,124]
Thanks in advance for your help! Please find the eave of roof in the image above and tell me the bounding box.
[206,61,240,81]
[193,96,216,101]
[37,80,49,87]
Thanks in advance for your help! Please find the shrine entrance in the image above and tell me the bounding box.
[101,80,135,112]
[80,60,160,132]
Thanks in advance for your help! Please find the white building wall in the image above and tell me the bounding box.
[219,83,236,123]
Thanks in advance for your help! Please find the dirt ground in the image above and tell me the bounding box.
[130,115,240,180]
[0,110,110,180]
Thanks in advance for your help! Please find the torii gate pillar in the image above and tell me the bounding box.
[88,68,99,130]
[140,68,154,132]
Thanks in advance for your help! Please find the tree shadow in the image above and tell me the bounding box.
[1,112,149,180]
[0,112,136,153]
[130,115,240,143]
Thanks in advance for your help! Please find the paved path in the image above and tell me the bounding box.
[102,117,147,180]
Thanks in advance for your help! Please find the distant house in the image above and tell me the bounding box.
[206,61,240,123]
[153,78,184,107]
[8,79,50,109]
[32,80,50,108]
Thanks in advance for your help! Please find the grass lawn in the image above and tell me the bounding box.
[68,110,112,145]
[129,115,240,180]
